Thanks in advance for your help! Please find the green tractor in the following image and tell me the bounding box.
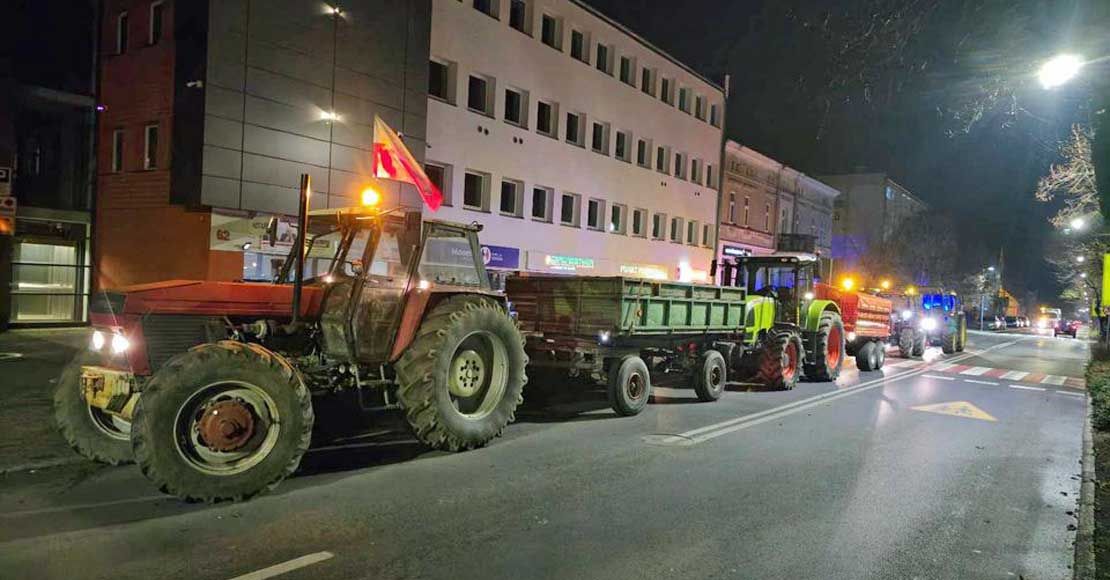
[887,290,966,357]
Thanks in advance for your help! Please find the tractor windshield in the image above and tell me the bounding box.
[276,214,371,284]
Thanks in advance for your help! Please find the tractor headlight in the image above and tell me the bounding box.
[901,310,913,321]
[803,291,815,301]
[847,331,857,342]
[598,330,611,344]
[920,317,938,331]
[110,332,131,355]
[90,330,106,351]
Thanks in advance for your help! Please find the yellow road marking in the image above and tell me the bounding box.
[911,401,997,422]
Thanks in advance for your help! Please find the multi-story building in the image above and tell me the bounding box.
[426,0,724,283]
[94,0,431,289]
[819,172,928,269]
[1,0,99,328]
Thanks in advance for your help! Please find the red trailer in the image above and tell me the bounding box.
[815,283,893,370]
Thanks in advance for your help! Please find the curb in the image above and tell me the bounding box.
[0,456,85,476]
[1074,398,1096,580]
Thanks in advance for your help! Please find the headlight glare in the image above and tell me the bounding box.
[90,331,106,351]
[901,310,913,320]
[110,333,131,355]
[920,317,938,331]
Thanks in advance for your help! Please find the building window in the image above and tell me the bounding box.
[504,87,527,127]
[674,152,685,179]
[609,204,626,233]
[728,193,736,223]
[536,100,558,137]
[660,77,673,105]
[695,95,706,120]
[509,0,529,34]
[652,213,666,240]
[463,171,488,210]
[532,186,552,221]
[641,67,654,96]
[116,12,128,54]
[566,112,583,146]
[425,163,452,206]
[615,131,631,162]
[149,1,164,45]
[691,159,702,183]
[596,43,612,75]
[631,208,646,237]
[678,88,691,113]
[541,14,560,49]
[744,196,751,226]
[656,146,668,174]
[636,139,650,167]
[591,122,608,155]
[706,164,715,187]
[467,75,492,115]
[570,30,587,62]
[473,0,498,19]
[619,56,633,85]
[560,193,579,226]
[670,217,683,243]
[428,59,454,103]
[143,124,158,169]
[111,129,124,173]
[587,198,604,230]
[500,179,523,216]
[703,224,712,247]
[710,104,720,127]
[687,220,697,245]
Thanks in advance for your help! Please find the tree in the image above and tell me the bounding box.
[858,210,959,288]
[1035,124,1098,228]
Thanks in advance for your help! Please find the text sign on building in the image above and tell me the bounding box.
[722,245,753,258]
[544,254,595,272]
[620,264,668,280]
[481,245,520,270]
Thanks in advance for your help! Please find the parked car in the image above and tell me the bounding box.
[1055,319,1080,338]
[1004,316,1019,328]
[979,315,1005,330]
[1016,316,1029,328]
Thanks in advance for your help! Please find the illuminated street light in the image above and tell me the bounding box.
[987,266,995,272]
[841,277,856,291]
[880,279,891,290]
[1077,255,1086,263]
[1038,54,1084,89]
[1070,217,1086,230]
[1081,272,1088,278]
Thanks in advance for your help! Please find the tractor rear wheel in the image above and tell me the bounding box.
[53,355,133,465]
[131,342,314,503]
[693,350,727,402]
[608,355,652,415]
[805,313,845,382]
[395,296,527,451]
[898,328,916,358]
[942,330,958,354]
[754,331,803,390]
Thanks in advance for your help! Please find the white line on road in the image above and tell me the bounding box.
[964,379,999,386]
[228,552,335,580]
[649,340,1018,446]
[1059,391,1086,398]
[1010,384,1046,392]
[960,366,991,376]
[1041,375,1067,386]
[921,374,955,381]
[1000,370,1029,381]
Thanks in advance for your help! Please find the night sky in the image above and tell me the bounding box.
[585,0,1109,302]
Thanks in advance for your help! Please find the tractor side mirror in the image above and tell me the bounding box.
[265,216,279,248]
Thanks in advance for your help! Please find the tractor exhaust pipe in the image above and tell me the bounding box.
[292,173,311,323]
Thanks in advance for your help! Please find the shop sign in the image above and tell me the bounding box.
[544,254,594,272]
[619,264,668,280]
[722,245,752,258]
[481,245,520,270]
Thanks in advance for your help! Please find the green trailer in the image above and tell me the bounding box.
[506,275,751,415]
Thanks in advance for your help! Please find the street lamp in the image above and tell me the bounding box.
[1071,217,1086,230]
[1082,272,1089,278]
[1038,54,1084,89]
[987,266,996,272]
[1077,255,1087,263]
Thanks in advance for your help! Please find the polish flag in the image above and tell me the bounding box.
[372,116,443,212]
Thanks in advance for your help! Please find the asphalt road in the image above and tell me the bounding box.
[0,330,1088,580]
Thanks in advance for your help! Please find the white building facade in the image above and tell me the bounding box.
[425,0,724,284]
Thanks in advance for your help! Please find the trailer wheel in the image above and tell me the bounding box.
[911,331,926,357]
[693,350,727,402]
[53,356,133,466]
[805,313,844,382]
[898,328,916,358]
[755,331,802,390]
[856,341,877,371]
[131,342,314,503]
[607,355,651,416]
[396,296,527,451]
[873,342,886,369]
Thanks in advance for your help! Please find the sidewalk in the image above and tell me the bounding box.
[0,328,92,472]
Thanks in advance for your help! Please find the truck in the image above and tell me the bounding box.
[885,290,966,356]
[55,202,531,502]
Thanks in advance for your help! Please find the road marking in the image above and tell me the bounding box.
[1010,384,1046,392]
[0,352,23,362]
[921,374,955,381]
[960,366,991,376]
[228,552,335,580]
[964,379,999,386]
[648,340,1018,446]
[1000,370,1029,381]
[911,401,997,422]
[1059,391,1086,398]
[1041,375,1067,386]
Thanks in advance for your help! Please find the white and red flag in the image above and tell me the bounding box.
[372,116,443,211]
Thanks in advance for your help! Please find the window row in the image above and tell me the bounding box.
[429,62,718,189]
[725,192,773,233]
[425,163,714,248]
[109,124,160,173]
[464,0,721,129]
[115,1,164,55]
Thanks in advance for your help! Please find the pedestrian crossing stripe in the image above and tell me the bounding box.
[911,401,997,422]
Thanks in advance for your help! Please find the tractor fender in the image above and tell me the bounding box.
[743,296,777,345]
[802,300,840,332]
[389,289,507,361]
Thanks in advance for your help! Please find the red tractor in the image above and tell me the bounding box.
[54,204,528,502]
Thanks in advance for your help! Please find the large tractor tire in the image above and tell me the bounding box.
[911,332,926,357]
[130,342,314,503]
[395,296,527,450]
[805,313,845,382]
[956,317,967,352]
[693,350,727,402]
[608,355,652,415]
[941,330,958,354]
[898,328,916,359]
[754,331,803,390]
[53,355,133,465]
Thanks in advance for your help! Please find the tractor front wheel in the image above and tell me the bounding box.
[805,313,845,382]
[396,296,527,451]
[898,328,916,358]
[131,342,314,503]
[53,356,133,465]
[755,331,803,390]
[942,331,958,354]
[912,331,926,357]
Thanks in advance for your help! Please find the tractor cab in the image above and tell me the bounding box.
[725,252,819,326]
